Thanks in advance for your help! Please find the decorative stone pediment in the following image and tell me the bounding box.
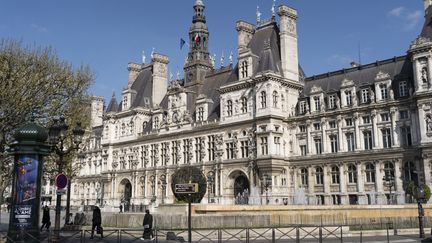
[341,79,355,88]
[410,36,432,50]
[310,85,323,94]
[375,71,391,82]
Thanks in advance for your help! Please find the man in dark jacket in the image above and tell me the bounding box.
[141,209,153,240]
[90,206,103,239]
[40,206,51,231]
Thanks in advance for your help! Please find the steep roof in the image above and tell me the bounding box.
[106,93,119,113]
[421,7,432,40]
[303,56,413,97]
[130,67,154,108]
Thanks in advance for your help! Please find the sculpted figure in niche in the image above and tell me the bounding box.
[426,114,432,132]
[370,90,375,103]
[422,67,429,84]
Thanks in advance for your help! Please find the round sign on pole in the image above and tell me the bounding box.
[55,173,68,189]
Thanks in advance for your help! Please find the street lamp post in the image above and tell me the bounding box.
[48,117,84,237]
[263,174,271,205]
[416,187,425,238]
[383,170,395,205]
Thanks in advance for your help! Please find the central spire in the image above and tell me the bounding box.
[184,0,212,86]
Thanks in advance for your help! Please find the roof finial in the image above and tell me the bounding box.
[195,0,204,6]
[220,52,225,68]
[176,70,180,80]
[170,72,174,81]
[271,0,276,17]
[111,91,116,99]
[229,50,233,65]
[256,6,262,24]
[142,50,146,64]
[151,47,155,59]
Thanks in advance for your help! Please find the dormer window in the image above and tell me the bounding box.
[240,61,249,78]
[299,101,306,114]
[314,97,321,112]
[273,91,278,108]
[227,100,233,116]
[197,107,204,121]
[123,96,128,110]
[260,91,267,108]
[241,97,248,113]
[361,89,369,103]
[154,117,159,130]
[380,84,388,100]
[328,95,336,109]
[345,91,353,106]
[399,81,408,97]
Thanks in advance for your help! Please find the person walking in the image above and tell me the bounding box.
[90,206,103,239]
[119,203,123,213]
[40,206,51,231]
[140,210,154,241]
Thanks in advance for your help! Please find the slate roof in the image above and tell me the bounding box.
[130,67,154,109]
[106,93,119,113]
[421,6,432,40]
[302,56,413,98]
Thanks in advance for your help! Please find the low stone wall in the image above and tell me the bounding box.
[100,204,432,229]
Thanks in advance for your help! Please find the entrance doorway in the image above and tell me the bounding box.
[234,174,250,204]
[120,179,132,212]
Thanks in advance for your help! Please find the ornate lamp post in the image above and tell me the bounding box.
[416,187,425,238]
[7,120,51,242]
[262,174,271,205]
[48,116,84,236]
[383,170,395,205]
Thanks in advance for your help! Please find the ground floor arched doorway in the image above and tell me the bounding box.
[119,178,132,212]
[233,173,250,205]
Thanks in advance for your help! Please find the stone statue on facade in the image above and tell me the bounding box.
[422,67,429,84]
[426,114,432,132]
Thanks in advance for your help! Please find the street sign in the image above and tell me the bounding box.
[56,188,66,195]
[55,173,68,189]
[175,183,199,194]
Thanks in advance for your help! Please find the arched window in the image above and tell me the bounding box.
[348,164,357,183]
[241,97,248,113]
[273,91,278,108]
[365,163,375,183]
[300,168,308,187]
[315,167,324,185]
[331,166,340,184]
[142,121,148,130]
[403,161,416,182]
[227,100,233,116]
[260,91,267,108]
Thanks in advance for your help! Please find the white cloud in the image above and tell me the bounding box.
[30,23,48,33]
[388,7,405,17]
[387,7,423,31]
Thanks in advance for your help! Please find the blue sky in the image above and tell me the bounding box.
[0,0,425,103]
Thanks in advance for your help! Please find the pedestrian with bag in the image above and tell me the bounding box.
[90,206,103,239]
[140,209,154,241]
[40,206,51,231]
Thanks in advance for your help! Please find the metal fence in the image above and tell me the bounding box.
[0,223,422,243]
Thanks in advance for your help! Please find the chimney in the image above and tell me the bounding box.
[278,5,299,82]
[236,21,255,54]
[91,96,104,127]
[151,53,169,107]
[127,63,142,86]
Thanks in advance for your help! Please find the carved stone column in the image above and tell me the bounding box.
[339,163,347,204]
[323,164,331,205]
[375,161,385,204]
[391,107,400,147]
[371,110,379,149]
[308,166,315,205]
[394,159,405,204]
[337,116,344,152]
[356,162,365,204]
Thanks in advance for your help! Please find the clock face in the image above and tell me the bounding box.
[172,111,180,123]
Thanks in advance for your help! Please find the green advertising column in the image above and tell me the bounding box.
[7,121,51,243]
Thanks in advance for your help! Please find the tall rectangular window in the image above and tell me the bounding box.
[195,137,203,163]
[380,84,388,100]
[314,138,322,154]
[208,135,215,161]
[330,135,338,153]
[399,81,408,97]
[172,141,179,165]
[197,107,204,121]
[400,126,412,146]
[226,142,234,159]
[299,125,306,133]
[345,91,353,106]
[314,123,321,131]
[363,131,373,150]
[381,113,389,122]
[261,137,268,155]
[300,145,307,156]
[399,110,409,120]
[150,144,157,167]
[299,101,306,114]
[361,89,369,103]
[183,139,191,164]
[314,97,321,111]
[161,143,168,166]
[345,118,353,127]
[362,116,371,124]
[328,95,336,109]
[346,133,355,151]
[274,137,281,155]
[382,129,392,148]
[240,141,249,158]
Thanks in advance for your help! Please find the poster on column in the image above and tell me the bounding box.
[12,154,39,229]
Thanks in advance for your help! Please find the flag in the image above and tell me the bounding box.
[180,38,186,50]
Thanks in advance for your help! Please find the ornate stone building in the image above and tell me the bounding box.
[70,0,432,208]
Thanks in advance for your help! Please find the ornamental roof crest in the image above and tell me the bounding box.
[375,71,391,81]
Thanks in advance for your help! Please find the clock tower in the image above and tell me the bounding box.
[184,0,213,87]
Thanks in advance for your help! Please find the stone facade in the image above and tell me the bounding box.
[63,0,432,210]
